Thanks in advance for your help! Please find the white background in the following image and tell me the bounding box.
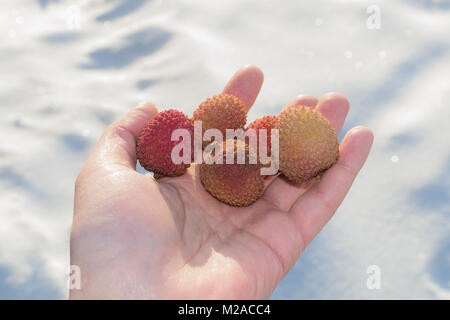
[0,0,449,299]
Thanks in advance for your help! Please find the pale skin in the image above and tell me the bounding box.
[70,65,374,299]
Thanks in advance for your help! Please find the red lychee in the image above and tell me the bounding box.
[247,115,277,157]
[137,109,194,177]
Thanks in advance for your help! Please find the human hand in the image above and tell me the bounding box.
[70,65,373,299]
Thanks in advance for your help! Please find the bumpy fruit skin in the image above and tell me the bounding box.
[137,109,193,177]
[247,115,278,157]
[200,139,264,207]
[192,93,247,145]
[277,105,339,183]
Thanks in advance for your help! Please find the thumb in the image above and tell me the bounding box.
[89,102,158,169]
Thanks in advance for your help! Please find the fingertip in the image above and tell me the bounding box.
[242,64,264,80]
[344,126,374,148]
[92,101,159,169]
[222,65,264,110]
[321,92,349,103]
[316,92,350,133]
[133,101,158,120]
[318,92,350,112]
[284,94,319,110]
[339,126,374,170]
[355,125,374,140]
[114,101,159,138]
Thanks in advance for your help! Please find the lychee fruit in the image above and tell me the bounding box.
[137,109,194,177]
[192,93,247,146]
[200,139,264,207]
[276,105,339,183]
[247,115,278,158]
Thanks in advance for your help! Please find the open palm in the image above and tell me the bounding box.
[70,65,373,299]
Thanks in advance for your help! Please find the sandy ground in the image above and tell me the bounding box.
[0,0,449,299]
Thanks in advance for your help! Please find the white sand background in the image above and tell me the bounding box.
[0,0,449,299]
